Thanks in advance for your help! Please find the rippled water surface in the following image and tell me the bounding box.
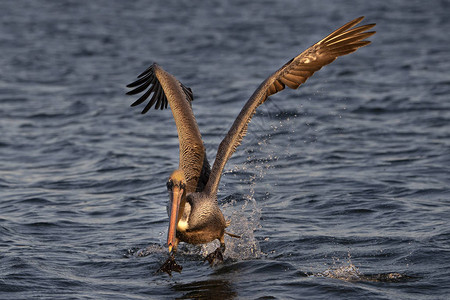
[1,1,449,299]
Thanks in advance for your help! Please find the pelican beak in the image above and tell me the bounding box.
[167,185,183,253]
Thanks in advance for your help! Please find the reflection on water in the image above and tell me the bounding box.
[172,279,237,300]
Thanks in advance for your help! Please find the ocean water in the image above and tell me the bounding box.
[1,0,449,299]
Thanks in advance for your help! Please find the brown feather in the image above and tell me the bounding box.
[204,16,375,196]
[126,64,209,193]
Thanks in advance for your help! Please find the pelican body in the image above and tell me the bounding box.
[126,17,376,274]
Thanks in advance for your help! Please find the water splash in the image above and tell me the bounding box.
[202,118,293,261]
[201,149,269,260]
[315,254,362,281]
[199,192,262,261]
[312,253,416,283]
[224,194,262,260]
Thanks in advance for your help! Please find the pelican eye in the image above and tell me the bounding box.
[166,180,174,191]
[180,183,186,190]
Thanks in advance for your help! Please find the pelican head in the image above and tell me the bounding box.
[166,169,186,253]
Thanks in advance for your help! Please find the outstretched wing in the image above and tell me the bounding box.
[127,64,210,193]
[204,16,375,196]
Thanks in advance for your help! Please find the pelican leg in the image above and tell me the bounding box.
[157,241,183,276]
[205,236,225,266]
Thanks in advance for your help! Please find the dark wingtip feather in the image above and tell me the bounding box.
[126,87,142,95]
[137,63,157,78]
[126,76,154,95]
[126,71,153,88]
[127,63,194,114]
[130,88,151,107]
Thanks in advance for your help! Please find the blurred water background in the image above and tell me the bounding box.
[1,0,449,299]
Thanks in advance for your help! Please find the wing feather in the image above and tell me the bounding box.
[126,64,210,193]
[204,16,376,196]
[126,64,193,113]
[130,77,157,107]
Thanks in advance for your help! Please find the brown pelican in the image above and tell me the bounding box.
[126,16,375,275]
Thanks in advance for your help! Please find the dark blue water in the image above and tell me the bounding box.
[1,0,449,299]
